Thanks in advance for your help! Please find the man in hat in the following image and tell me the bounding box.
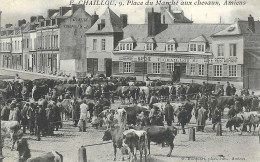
[21,103,30,133]
[178,105,188,134]
[212,106,222,130]
[149,93,158,109]
[231,84,236,96]
[1,102,10,121]
[75,83,82,99]
[27,102,36,135]
[251,96,259,111]
[165,100,174,126]
[226,82,232,96]
[35,104,47,141]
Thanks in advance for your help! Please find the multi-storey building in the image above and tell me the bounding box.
[0,4,98,77]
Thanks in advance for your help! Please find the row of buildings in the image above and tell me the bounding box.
[1,5,260,89]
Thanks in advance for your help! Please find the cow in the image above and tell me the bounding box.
[99,109,117,130]
[123,129,148,162]
[114,108,127,130]
[226,111,260,135]
[26,151,63,162]
[124,106,148,125]
[102,127,129,161]
[138,126,178,157]
[1,120,23,150]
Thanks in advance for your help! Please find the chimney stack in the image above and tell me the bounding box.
[145,8,153,24]
[120,14,128,28]
[148,9,161,36]
[18,19,26,27]
[91,12,99,26]
[248,14,255,33]
[37,16,44,22]
[72,4,85,14]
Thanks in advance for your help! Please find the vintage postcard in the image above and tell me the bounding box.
[0,0,260,161]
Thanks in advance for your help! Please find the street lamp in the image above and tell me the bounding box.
[0,10,4,162]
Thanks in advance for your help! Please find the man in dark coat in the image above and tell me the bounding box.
[21,103,29,133]
[196,104,207,132]
[231,84,236,95]
[226,82,232,96]
[1,102,10,121]
[212,106,221,130]
[53,102,62,130]
[35,105,47,141]
[88,101,95,122]
[46,104,55,136]
[27,103,36,135]
[178,106,188,134]
[164,101,174,126]
[75,83,82,99]
[251,96,259,111]
[72,99,80,127]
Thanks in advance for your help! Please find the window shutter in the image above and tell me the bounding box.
[237,65,241,77]
[186,64,190,76]
[161,62,167,74]
[204,64,207,76]
[130,62,135,73]
[195,64,199,76]
[147,62,152,74]
[223,65,228,77]
[119,62,123,73]
[208,65,213,77]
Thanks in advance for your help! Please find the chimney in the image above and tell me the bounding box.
[72,4,85,14]
[18,19,26,27]
[30,16,37,23]
[120,14,128,28]
[91,12,99,26]
[148,9,161,36]
[160,5,171,13]
[145,8,153,24]
[59,7,71,16]
[5,24,12,28]
[248,14,255,33]
[48,9,59,18]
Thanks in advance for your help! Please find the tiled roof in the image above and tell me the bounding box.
[86,7,123,34]
[122,23,229,43]
[212,23,241,36]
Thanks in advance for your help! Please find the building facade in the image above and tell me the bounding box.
[0,4,98,77]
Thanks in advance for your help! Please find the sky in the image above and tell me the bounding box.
[0,0,260,27]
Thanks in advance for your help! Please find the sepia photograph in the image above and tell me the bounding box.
[0,0,260,161]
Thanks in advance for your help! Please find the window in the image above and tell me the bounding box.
[120,44,123,50]
[214,65,222,77]
[15,41,17,50]
[126,44,130,50]
[146,43,153,51]
[218,44,224,56]
[93,39,97,51]
[167,44,174,51]
[166,63,174,72]
[190,44,196,52]
[190,64,196,75]
[230,44,237,56]
[153,63,160,74]
[123,62,131,73]
[101,39,105,51]
[199,64,204,76]
[120,43,133,51]
[18,41,20,50]
[229,65,237,77]
[198,44,205,52]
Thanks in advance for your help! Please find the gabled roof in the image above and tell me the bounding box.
[190,35,208,42]
[212,23,241,37]
[120,36,136,43]
[122,23,229,43]
[86,7,123,34]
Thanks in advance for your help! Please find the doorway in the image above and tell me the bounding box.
[105,59,112,77]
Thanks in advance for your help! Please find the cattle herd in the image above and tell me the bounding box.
[0,75,260,162]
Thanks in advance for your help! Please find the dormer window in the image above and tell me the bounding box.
[119,43,133,51]
[190,44,196,52]
[146,43,153,51]
[167,44,175,51]
[198,44,205,52]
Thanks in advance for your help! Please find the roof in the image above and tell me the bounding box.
[122,23,229,43]
[238,20,260,34]
[190,35,208,42]
[212,23,241,36]
[86,7,123,34]
[120,36,136,43]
